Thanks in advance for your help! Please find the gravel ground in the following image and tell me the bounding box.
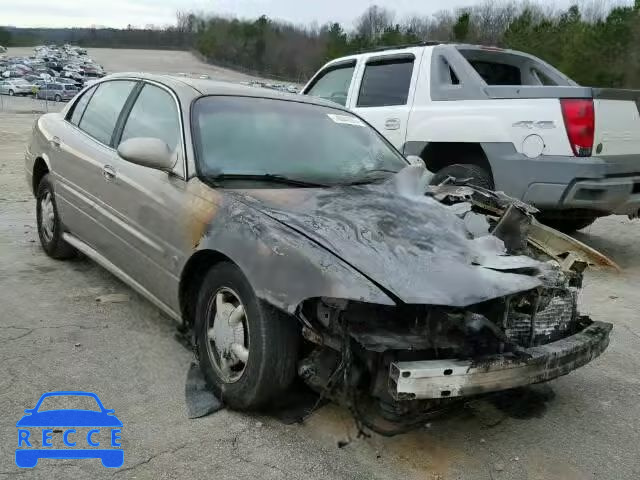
[1,49,640,480]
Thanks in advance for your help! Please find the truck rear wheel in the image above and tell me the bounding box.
[538,213,598,233]
[430,164,494,190]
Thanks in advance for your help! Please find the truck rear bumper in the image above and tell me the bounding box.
[523,175,640,214]
[388,320,612,400]
[484,143,640,214]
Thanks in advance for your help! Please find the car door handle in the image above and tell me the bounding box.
[102,165,116,182]
[50,136,61,148]
[384,118,401,130]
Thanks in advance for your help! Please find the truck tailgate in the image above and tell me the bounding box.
[593,89,640,156]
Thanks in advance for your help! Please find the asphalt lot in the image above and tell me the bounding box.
[1,48,640,479]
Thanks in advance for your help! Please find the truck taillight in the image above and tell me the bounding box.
[561,99,595,157]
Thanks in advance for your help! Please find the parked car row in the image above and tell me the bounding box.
[240,80,299,93]
[0,44,106,101]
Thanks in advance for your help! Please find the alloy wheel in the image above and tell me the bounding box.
[39,191,55,243]
[206,287,250,383]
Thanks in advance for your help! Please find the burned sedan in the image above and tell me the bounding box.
[25,73,611,430]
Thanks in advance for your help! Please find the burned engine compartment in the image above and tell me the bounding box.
[293,172,611,435]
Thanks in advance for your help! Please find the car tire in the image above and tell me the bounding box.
[537,213,598,233]
[8,89,14,96]
[430,163,494,190]
[54,94,62,102]
[36,174,77,259]
[195,262,299,410]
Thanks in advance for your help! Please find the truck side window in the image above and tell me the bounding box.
[305,63,356,107]
[357,58,414,108]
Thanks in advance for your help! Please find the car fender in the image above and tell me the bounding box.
[194,195,396,315]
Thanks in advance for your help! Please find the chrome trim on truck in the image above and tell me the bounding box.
[389,320,612,400]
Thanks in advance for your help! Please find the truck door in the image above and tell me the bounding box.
[350,52,422,152]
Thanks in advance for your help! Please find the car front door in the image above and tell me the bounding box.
[350,53,422,151]
[97,82,187,310]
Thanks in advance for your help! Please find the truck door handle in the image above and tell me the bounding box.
[50,136,61,148]
[384,118,401,130]
[102,165,116,182]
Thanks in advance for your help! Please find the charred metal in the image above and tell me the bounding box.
[192,167,613,433]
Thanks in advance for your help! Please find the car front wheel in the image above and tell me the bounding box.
[54,94,62,102]
[8,89,14,96]
[36,175,76,259]
[195,262,299,409]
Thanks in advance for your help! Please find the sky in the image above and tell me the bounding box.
[1,0,616,29]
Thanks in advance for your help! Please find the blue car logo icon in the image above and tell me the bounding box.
[16,391,123,468]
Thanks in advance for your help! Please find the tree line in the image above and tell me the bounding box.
[2,1,639,87]
[0,25,193,50]
[185,1,640,86]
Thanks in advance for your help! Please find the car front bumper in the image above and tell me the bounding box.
[388,320,612,400]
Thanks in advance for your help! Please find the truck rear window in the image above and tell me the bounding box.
[469,60,521,86]
[458,48,568,87]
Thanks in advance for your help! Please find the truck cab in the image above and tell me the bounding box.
[303,42,640,232]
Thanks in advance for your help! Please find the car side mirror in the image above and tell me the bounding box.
[117,137,175,171]
[406,155,426,168]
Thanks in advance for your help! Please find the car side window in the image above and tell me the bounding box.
[78,80,136,145]
[305,63,356,107]
[119,84,180,151]
[69,85,97,126]
[357,57,415,108]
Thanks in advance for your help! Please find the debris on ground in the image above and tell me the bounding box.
[185,362,223,419]
[95,293,130,304]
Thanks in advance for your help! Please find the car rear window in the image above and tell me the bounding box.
[78,80,136,145]
[119,84,180,151]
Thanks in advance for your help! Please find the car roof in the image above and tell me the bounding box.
[103,72,348,111]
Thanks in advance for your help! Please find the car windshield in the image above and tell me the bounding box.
[13,79,28,85]
[192,96,408,186]
[37,395,101,412]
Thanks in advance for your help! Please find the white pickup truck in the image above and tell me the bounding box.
[302,42,640,232]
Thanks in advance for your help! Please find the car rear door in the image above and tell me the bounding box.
[95,82,187,309]
[349,50,424,151]
[52,79,138,251]
[43,83,54,99]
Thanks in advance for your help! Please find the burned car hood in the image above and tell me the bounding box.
[230,181,543,307]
